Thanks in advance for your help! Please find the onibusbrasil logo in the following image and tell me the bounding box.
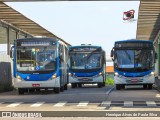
[123,9,136,22]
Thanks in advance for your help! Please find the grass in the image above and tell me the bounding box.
[105,78,114,85]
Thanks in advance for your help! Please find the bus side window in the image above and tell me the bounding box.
[65,46,68,65]
[59,44,64,62]
[103,51,106,64]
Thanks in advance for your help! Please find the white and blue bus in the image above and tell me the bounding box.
[10,38,69,94]
[111,40,157,90]
[68,45,106,88]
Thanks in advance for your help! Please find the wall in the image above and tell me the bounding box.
[154,30,160,87]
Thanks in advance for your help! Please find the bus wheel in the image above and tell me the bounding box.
[148,84,152,90]
[143,84,147,89]
[29,88,35,93]
[71,83,77,88]
[78,83,82,88]
[64,84,68,90]
[116,85,121,90]
[102,82,105,87]
[60,86,64,92]
[36,89,40,92]
[54,87,60,94]
[121,85,125,89]
[18,88,24,95]
[97,83,102,88]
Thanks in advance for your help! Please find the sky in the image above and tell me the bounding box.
[2,1,140,56]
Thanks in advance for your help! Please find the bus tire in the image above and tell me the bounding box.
[71,83,76,88]
[121,85,125,89]
[29,88,35,93]
[64,84,68,90]
[18,88,24,95]
[60,86,64,92]
[36,89,40,92]
[97,83,102,88]
[143,84,147,89]
[116,85,121,90]
[103,74,106,87]
[148,84,152,89]
[102,82,105,87]
[78,83,82,88]
[54,87,60,94]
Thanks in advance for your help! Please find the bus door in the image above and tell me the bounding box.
[59,44,65,87]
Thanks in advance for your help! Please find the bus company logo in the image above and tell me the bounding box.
[123,9,136,22]
[1,112,42,118]
[2,112,12,117]
[27,76,30,79]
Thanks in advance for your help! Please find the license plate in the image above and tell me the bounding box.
[78,78,92,81]
[131,79,138,82]
[83,78,89,81]
[32,84,40,87]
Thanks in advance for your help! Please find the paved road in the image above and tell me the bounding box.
[108,85,160,101]
[0,84,112,103]
[0,84,160,119]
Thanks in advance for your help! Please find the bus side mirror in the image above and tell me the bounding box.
[155,53,158,60]
[110,48,114,61]
[10,46,14,59]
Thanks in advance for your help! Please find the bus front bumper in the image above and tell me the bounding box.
[114,74,155,85]
[69,75,103,84]
[13,77,60,88]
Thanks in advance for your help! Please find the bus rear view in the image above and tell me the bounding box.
[111,40,156,90]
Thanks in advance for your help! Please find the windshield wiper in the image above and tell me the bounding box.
[85,47,101,60]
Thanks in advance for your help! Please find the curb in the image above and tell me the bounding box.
[153,84,160,92]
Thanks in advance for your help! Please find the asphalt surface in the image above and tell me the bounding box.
[0,84,160,119]
[0,84,113,103]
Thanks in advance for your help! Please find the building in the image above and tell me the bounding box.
[136,0,160,87]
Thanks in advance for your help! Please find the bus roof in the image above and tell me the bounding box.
[115,39,153,44]
[15,37,58,42]
[69,45,102,49]
[69,45,103,52]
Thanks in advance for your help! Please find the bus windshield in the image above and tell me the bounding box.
[70,52,102,71]
[114,49,154,72]
[17,46,56,72]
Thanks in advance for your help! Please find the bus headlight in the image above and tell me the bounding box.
[52,74,57,79]
[150,72,154,75]
[115,72,119,76]
[17,75,22,81]
[68,73,77,78]
[99,72,102,75]
[93,72,103,78]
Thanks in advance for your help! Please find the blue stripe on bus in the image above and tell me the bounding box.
[71,69,103,77]
[17,71,57,81]
[115,69,153,77]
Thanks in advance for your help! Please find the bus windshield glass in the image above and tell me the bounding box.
[70,52,102,71]
[17,45,56,72]
[114,49,154,72]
